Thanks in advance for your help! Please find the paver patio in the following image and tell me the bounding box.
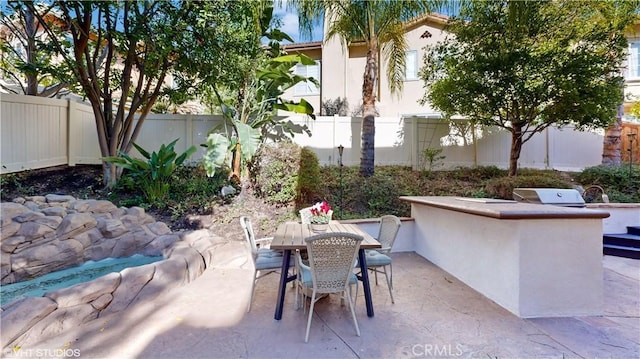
[18,242,640,359]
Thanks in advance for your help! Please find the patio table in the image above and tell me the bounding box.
[270,221,382,320]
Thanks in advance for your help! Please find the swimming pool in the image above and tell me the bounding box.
[1,255,163,306]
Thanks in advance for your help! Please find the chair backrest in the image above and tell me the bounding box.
[377,215,401,252]
[240,216,258,259]
[305,232,363,293]
[299,207,313,224]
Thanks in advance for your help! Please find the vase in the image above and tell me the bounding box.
[310,223,329,233]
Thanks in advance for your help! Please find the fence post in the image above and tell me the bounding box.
[185,114,194,151]
[411,117,418,170]
[67,100,78,167]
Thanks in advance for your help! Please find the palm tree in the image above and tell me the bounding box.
[602,106,623,166]
[289,0,432,177]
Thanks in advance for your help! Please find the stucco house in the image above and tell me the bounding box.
[281,12,640,125]
[280,13,448,120]
[622,21,640,122]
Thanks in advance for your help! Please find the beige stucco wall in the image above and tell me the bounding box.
[377,19,448,117]
[405,197,605,318]
[280,15,448,118]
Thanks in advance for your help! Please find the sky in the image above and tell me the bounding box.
[273,2,324,43]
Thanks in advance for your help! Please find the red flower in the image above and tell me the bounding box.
[311,201,331,215]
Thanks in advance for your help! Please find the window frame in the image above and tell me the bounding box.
[404,50,419,81]
[627,41,640,80]
[294,60,321,96]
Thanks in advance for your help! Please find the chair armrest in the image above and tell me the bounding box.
[255,236,274,249]
[296,251,310,271]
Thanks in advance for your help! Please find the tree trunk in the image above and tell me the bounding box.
[231,142,242,183]
[509,125,524,177]
[102,162,117,190]
[24,6,38,96]
[360,42,378,177]
[602,106,622,166]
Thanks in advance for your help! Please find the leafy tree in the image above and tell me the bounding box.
[0,2,71,97]
[20,0,261,187]
[420,0,639,176]
[202,4,317,182]
[288,0,432,177]
[321,97,349,116]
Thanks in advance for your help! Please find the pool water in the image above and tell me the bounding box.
[1,255,163,306]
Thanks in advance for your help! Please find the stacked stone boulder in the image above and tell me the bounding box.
[0,195,224,350]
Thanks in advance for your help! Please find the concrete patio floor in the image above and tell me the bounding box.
[24,242,640,358]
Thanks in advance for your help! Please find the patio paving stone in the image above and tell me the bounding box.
[17,245,640,359]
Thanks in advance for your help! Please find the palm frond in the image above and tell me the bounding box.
[380,23,408,95]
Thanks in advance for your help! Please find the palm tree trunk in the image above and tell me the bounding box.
[360,43,378,177]
[602,106,622,166]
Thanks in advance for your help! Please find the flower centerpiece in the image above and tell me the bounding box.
[309,200,332,232]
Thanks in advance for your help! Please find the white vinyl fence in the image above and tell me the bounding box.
[1,94,604,174]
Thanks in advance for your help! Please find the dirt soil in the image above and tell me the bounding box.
[0,165,289,243]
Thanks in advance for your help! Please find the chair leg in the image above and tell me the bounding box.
[382,265,394,304]
[295,278,300,310]
[389,263,393,289]
[248,270,258,312]
[353,281,359,309]
[305,291,317,343]
[346,286,360,337]
[303,285,309,314]
[341,282,356,306]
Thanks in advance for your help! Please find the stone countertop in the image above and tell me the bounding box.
[399,196,611,220]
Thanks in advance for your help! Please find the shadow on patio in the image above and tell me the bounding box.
[24,245,640,359]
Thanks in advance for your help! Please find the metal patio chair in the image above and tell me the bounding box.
[363,215,401,303]
[240,216,285,312]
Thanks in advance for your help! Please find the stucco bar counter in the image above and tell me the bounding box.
[400,196,610,318]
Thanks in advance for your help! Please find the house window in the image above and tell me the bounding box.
[628,41,640,79]
[405,50,418,80]
[294,61,320,95]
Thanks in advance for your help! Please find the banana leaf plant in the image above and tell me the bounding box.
[203,49,318,180]
[104,139,197,203]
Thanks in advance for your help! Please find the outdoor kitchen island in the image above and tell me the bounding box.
[400,196,610,318]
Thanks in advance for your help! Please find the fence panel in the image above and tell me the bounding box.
[132,114,224,164]
[548,126,604,171]
[1,94,69,172]
[68,100,101,166]
[622,122,640,163]
[0,94,620,174]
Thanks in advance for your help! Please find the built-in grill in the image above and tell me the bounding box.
[512,188,586,208]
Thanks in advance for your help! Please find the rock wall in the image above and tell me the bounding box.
[0,195,224,350]
[1,194,177,284]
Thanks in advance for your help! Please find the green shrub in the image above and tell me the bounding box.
[250,143,302,206]
[107,163,230,212]
[576,164,640,202]
[449,166,507,181]
[296,147,321,207]
[169,164,229,206]
[484,175,573,199]
[316,165,416,219]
